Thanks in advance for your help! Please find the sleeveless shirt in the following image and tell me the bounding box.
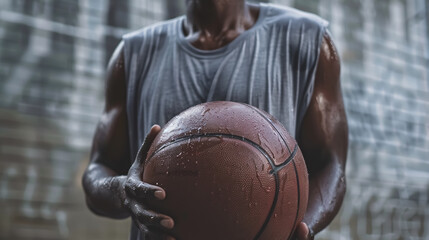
[122,3,328,239]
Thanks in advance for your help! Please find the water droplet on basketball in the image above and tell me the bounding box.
[257,133,262,145]
[201,108,210,116]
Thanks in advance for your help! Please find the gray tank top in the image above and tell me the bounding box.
[122,3,327,239]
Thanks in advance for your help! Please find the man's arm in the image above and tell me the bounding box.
[81,42,175,239]
[297,33,348,239]
[82,41,131,218]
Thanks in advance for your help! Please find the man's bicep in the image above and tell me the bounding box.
[89,41,131,175]
[105,41,126,110]
[298,33,348,174]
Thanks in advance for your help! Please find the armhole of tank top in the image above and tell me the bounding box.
[121,36,139,164]
[295,23,329,140]
[121,36,131,89]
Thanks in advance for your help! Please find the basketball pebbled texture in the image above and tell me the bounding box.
[143,101,309,240]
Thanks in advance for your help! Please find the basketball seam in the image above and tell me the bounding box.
[147,134,277,169]
[269,144,298,175]
[243,104,292,156]
[145,133,280,240]
[286,160,301,240]
[242,103,301,239]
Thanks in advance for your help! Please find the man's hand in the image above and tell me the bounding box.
[293,222,314,240]
[120,125,176,240]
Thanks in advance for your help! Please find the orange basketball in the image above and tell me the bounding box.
[143,101,308,240]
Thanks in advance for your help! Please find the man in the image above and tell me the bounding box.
[82,1,348,239]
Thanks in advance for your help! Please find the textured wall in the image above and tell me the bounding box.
[0,0,428,239]
[294,0,429,239]
[0,0,164,239]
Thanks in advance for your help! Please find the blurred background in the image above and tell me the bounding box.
[0,0,428,239]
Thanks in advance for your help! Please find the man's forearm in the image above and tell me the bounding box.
[82,163,129,219]
[303,159,346,236]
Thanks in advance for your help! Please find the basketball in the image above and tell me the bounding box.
[142,101,309,240]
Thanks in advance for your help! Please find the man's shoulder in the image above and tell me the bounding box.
[123,16,182,43]
[263,3,328,30]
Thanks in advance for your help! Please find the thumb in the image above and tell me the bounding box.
[129,125,161,178]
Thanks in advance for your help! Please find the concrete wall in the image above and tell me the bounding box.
[0,1,164,239]
[0,0,428,239]
[293,0,429,239]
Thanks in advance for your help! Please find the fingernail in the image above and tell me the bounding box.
[154,190,165,200]
[160,219,174,229]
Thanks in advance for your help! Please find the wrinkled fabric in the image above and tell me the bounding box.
[122,3,328,239]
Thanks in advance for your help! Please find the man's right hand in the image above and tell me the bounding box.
[120,125,176,240]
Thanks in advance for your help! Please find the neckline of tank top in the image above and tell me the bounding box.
[176,2,268,59]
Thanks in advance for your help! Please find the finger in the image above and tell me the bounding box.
[134,217,175,240]
[125,178,166,200]
[130,203,174,230]
[295,222,310,240]
[129,125,161,177]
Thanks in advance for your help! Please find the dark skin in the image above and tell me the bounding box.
[82,1,348,239]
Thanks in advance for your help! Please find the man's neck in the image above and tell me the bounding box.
[184,0,259,50]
